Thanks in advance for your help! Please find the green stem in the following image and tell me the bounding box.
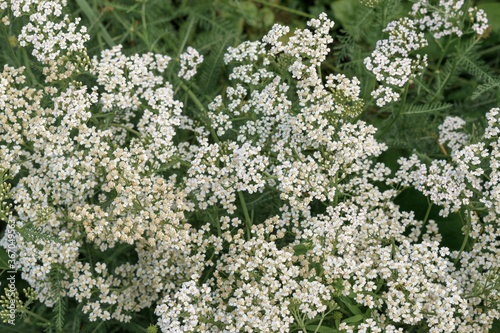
[238,191,252,240]
[429,38,479,104]
[428,40,451,88]
[419,200,433,242]
[212,206,221,236]
[247,191,270,206]
[141,1,148,44]
[2,24,20,67]
[314,312,326,333]
[91,321,104,333]
[376,84,408,139]
[230,116,251,122]
[251,0,314,18]
[429,61,457,105]
[478,44,500,56]
[454,210,471,265]
[412,39,452,106]
[21,48,39,86]
[179,82,220,143]
[109,123,142,137]
[423,200,433,225]
[333,170,339,206]
[19,307,50,323]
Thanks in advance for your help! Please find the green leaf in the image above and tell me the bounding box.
[472,81,500,100]
[0,247,10,271]
[492,318,500,332]
[75,0,115,47]
[147,324,158,333]
[239,2,259,27]
[342,314,364,324]
[414,151,433,166]
[199,35,231,96]
[50,264,67,333]
[339,296,362,315]
[330,0,355,28]
[293,243,308,255]
[402,102,453,115]
[306,324,339,333]
[459,53,498,84]
[261,7,275,27]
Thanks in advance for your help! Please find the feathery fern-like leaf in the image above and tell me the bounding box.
[17,225,64,244]
[49,264,67,333]
[471,81,500,100]
[199,36,232,96]
[402,102,453,115]
[458,50,498,84]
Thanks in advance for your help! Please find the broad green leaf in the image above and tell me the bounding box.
[293,243,308,255]
[0,247,10,270]
[342,314,364,324]
[339,296,362,315]
[261,7,275,27]
[306,324,339,333]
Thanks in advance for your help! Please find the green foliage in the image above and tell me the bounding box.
[147,324,158,333]
[401,102,453,115]
[0,169,12,224]
[48,265,67,333]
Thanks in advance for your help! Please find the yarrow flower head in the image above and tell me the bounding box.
[469,7,489,37]
[411,0,488,39]
[364,17,428,107]
[178,46,204,80]
[2,0,90,82]
[366,0,489,108]
[438,116,470,153]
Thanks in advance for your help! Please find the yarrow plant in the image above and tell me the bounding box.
[0,0,499,332]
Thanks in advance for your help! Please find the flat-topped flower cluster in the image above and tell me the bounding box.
[365,0,489,107]
[0,0,498,332]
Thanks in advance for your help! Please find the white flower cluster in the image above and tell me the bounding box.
[393,109,499,218]
[469,7,489,37]
[178,46,204,80]
[0,0,207,323]
[156,220,338,332]
[365,0,489,107]
[157,14,499,333]
[184,139,269,213]
[0,52,202,321]
[365,17,428,107]
[411,1,488,39]
[1,0,90,82]
[389,108,500,331]
[156,159,488,332]
[438,116,470,153]
[261,12,334,67]
[91,44,182,155]
[411,0,466,39]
